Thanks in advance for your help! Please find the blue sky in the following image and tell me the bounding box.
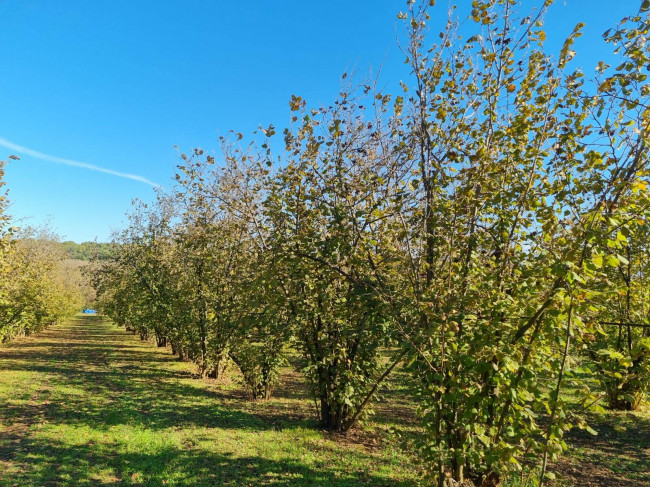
[0,0,640,242]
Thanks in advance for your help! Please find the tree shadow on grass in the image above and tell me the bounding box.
[2,356,278,435]
[1,316,325,437]
[551,411,650,487]
[1,316,420,486]
[3,436,416,486]
[3,316,316,435]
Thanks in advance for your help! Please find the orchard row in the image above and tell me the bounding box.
[93,2,650,486]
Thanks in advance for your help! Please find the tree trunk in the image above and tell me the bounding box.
[207,352,228,380]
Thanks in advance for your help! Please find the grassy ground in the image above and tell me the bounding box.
[0,315,420,486]
[1,315,648,486]
[551,408,650,487]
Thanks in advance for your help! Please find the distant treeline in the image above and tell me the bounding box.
[60,241,115,261]
[0,159,91,341]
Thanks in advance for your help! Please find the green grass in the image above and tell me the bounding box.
[0,315,420,486]
[2,315,648,486]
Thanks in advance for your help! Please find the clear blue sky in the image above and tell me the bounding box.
[0,0,640,242]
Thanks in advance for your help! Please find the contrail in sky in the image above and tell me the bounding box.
[0,136,160,187]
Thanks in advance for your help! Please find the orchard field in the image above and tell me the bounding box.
[2,1,650,486]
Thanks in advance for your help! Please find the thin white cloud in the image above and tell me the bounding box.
[0,136,160,187]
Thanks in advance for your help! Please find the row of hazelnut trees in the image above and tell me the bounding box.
[0,159,86,342]
[94,1,650,485]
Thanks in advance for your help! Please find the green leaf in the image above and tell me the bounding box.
[591,254,603,269]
